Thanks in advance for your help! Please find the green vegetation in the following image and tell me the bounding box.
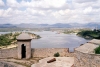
[28,32,41,39]
[63,28,91,34]
[94,46,100,54]
[0,32,21,46]
[0,32,41,47]
[77,29,100,39]
[63,30,75,34]
[54,52,60,57]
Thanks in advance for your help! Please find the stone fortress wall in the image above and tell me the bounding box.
[1,45,100,67]
[1,44,100,67]
[74,39,100,67]
[31,48,71,57]
[0,47,72,67]
[0,48,71,59]
[0,47,17,58]
[74,50,100,67]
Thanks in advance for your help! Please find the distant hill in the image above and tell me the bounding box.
[0,22,100,28]
[50,23,71,28]
[85,23,100,28]
[16,22,100,28]
[15,23,72,28]
[0,24,16,28]
[15,23,50,28]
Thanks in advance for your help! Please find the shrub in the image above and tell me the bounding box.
[54,52,60,57]
[94,46,100,54]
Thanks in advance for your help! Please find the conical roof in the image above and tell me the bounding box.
[17,33,32,40]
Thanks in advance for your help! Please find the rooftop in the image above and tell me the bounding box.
[75,39,100,54]
[88,39,100,45]
[17,33,32,40]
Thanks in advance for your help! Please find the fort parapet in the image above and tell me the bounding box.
[0,48,71,59]
[31,48,70,57]
[74,39,100,67]
[0,47,17,58]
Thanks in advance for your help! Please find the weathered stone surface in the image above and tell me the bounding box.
[74,50,100,67]
[31,57,74,67]
[0,47,17,58]
[17,40,31,59]
[75,39,100,67]
[0,61,25,67]
[0,48,71,59]
[31,48,70,57]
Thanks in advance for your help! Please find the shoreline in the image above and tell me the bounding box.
[0,44,17,49]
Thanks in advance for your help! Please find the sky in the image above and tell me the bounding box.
[0,0,100,24]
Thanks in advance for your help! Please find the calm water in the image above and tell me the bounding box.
[0,32,11,34]
[31,31,89,52]
[0,31,89,52]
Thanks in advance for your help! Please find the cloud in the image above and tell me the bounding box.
[0,9,4,17]
[0,0,5,7]
[74,0,98,3]
[7,0,20,8]
[20,0,67,9]
[84,6,92,14]
[42,0,66,8]
[0,0,100,24]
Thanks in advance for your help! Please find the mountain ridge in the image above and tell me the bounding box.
[0,22,100,28]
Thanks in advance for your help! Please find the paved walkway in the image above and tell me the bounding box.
[31,57,74,67]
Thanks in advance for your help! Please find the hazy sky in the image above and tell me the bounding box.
[0,0,100,24]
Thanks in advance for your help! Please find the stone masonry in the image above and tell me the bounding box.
[31,48,69,57]
[74,39,100,67]
[0,47,17,58]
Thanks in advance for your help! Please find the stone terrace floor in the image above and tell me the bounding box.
[31,57,74,67]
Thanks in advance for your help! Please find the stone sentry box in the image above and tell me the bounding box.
[17,33,32,59]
